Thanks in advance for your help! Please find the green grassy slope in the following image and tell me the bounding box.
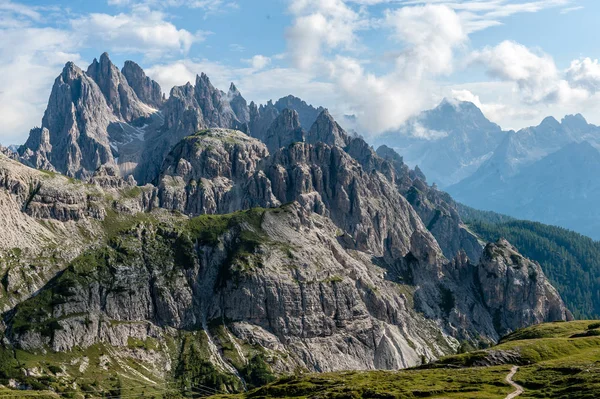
[210,321,600,399]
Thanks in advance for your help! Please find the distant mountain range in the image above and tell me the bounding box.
[375,100,600,239]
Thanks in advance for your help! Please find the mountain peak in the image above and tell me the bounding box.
[122,60,164,108]
[100,51,111,62]
[561,113,590,131]
[539,116,560,128]
[61,61,84,81]
[307,109,349,148]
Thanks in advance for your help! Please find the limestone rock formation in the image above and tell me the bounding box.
[264,108,305,152]
[22,61,117,178]
[86,52,150,122]
[121,60,164,109]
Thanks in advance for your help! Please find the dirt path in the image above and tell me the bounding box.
[505,366,524,399]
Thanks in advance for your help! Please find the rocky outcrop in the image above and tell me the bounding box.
[6,205,457,372]
[195,73,242,129]
[248,100,279,142]
[377,145,483,262]
[477,239,572,332]
[264,109,305,152]
[157,129,271,214]
[121,60,164,109]
[306,110,350,148]
[86,52,149,121]
[228,83,250,124]
[273,95,324,129]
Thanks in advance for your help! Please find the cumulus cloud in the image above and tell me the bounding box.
[469,40,594,109]
[286,0,365,70]
[244,55,271,70]
[471,41,558,102]
[566,58,600,93]
[301,4,469,136]
[385,4,467,77]
[71,7,207,59]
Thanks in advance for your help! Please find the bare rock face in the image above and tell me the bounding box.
[121,60,164,109]
[274,95,324,130]
[264,109,305,152]
[227,83,250,124]
[0,153,109,310]
[248,100,279,142]
[23,62,117,178]
[307,109,350,148]
[477,239,572,333]
[377,145,483,262]
[195,73,242,129]
[6,205,457,372]
[157,129,271,214]
[5,55,574,391]
[86,52,149,121]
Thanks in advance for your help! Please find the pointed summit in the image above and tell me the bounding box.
[122,60,163,108]
[274,95,324,129]
[539,116,560,129]
[306,109,349,148]
[22,57,117,177]
[61,61,84,82]
[193,72,240,128]
[264,108,304,152]
[86,52,147,121]
[227,82,249,124]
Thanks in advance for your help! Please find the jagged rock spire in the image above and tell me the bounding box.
[264,108,305,152]
[122,60,164,109]
[86,52,147,121]
[306,109,350,148]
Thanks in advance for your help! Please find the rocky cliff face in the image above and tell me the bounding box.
[86,52,150,122]
[377,145,483,262]
[264,109,305,152]
[157,129,271,214]
[477,239,571,333]
[22,62,117,178]
[6,205,457,373]
[228,83,250,124]
[121,60,164,109]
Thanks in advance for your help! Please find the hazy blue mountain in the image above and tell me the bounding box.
[451,141,600,239]
[373,99,507,187]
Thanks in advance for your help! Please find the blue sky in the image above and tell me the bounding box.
[1,0,599,144]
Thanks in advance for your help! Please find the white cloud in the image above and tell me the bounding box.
[245,55,271,70]
[71,7,207,59]
[566,58,600,93]
[560,5,584,14]
[470,40,592,107]
[451,88,539,125]
[471,40,562,103]
[286,0,365,70]
[108,0,239,13]
[385,5,467,77]
[0,2,83,145]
